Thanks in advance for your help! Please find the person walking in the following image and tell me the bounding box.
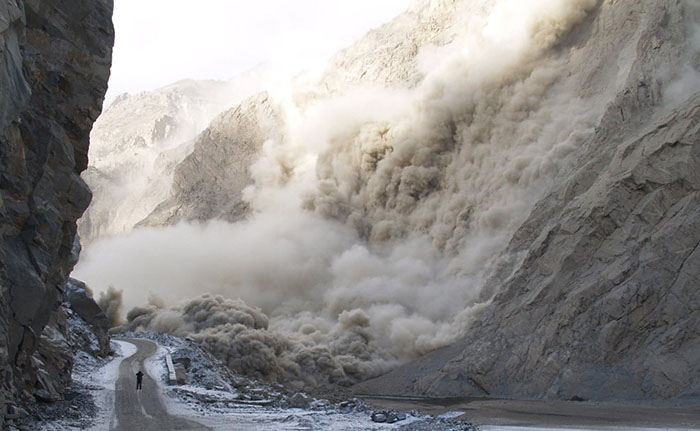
[136,370,144,390]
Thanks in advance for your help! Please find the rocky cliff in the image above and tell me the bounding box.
[356,93,700,400]
[0,0,113,426]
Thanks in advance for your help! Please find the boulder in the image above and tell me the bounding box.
[173,356,191,369]
[174,363,187,385]
[371,412,387,423]
[287,392,312,409]
[371,410,406,423]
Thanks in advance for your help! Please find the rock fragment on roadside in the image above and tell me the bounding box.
[287,392,312,409]
[371,409,407,423]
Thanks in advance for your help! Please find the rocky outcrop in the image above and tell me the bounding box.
[458,93,700,401]
[318,1,456,92]
[26,278,109,407]
[0,0,113,426]
[142,92,283,226]
[80,79,238,243]
[354,0,700,401]
[65,278,109,356]
[80,66,277,243]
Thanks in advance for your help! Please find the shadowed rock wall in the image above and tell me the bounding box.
[0,0,113,425]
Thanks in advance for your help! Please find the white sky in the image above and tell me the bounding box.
[106,0,413,102]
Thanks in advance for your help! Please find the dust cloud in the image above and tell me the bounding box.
[97,286,124,328]
[78,0,610,388]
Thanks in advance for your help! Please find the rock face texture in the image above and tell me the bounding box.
[354,0,700,400]
[356,94,700,401]
[0,0,113,425]
[81,79,244,242]
[142,92,283,226]
[80,66,276,242]
[317,1,455,92]
[452,94,700,401]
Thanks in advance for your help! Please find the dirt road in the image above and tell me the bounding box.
[111,338,210,431]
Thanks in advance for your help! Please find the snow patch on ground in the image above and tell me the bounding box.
[439,411,467,419]
[29,333,699,431]
[102,340,136,387]
[34,339,135,431]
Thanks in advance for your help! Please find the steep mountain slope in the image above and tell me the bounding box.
[79,80,231,242]
[77,0,699,401]
[0,0,113,426]
[80,67,274,242]
[142,92,284,226]
[357,93,700,400]
[314,2,456,92]
[355,0,700,400]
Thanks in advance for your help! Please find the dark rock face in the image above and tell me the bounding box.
[0,0,113,425]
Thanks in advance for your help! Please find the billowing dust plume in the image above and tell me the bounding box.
[120,294,387,388]
[97,286,124,328]
[75,0,658,388]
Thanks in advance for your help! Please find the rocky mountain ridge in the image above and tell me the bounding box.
[79,66,277,242]
[81,80,238,242]
[141,92,284,226]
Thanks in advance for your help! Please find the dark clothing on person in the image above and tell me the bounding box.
[136,371,144,390]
